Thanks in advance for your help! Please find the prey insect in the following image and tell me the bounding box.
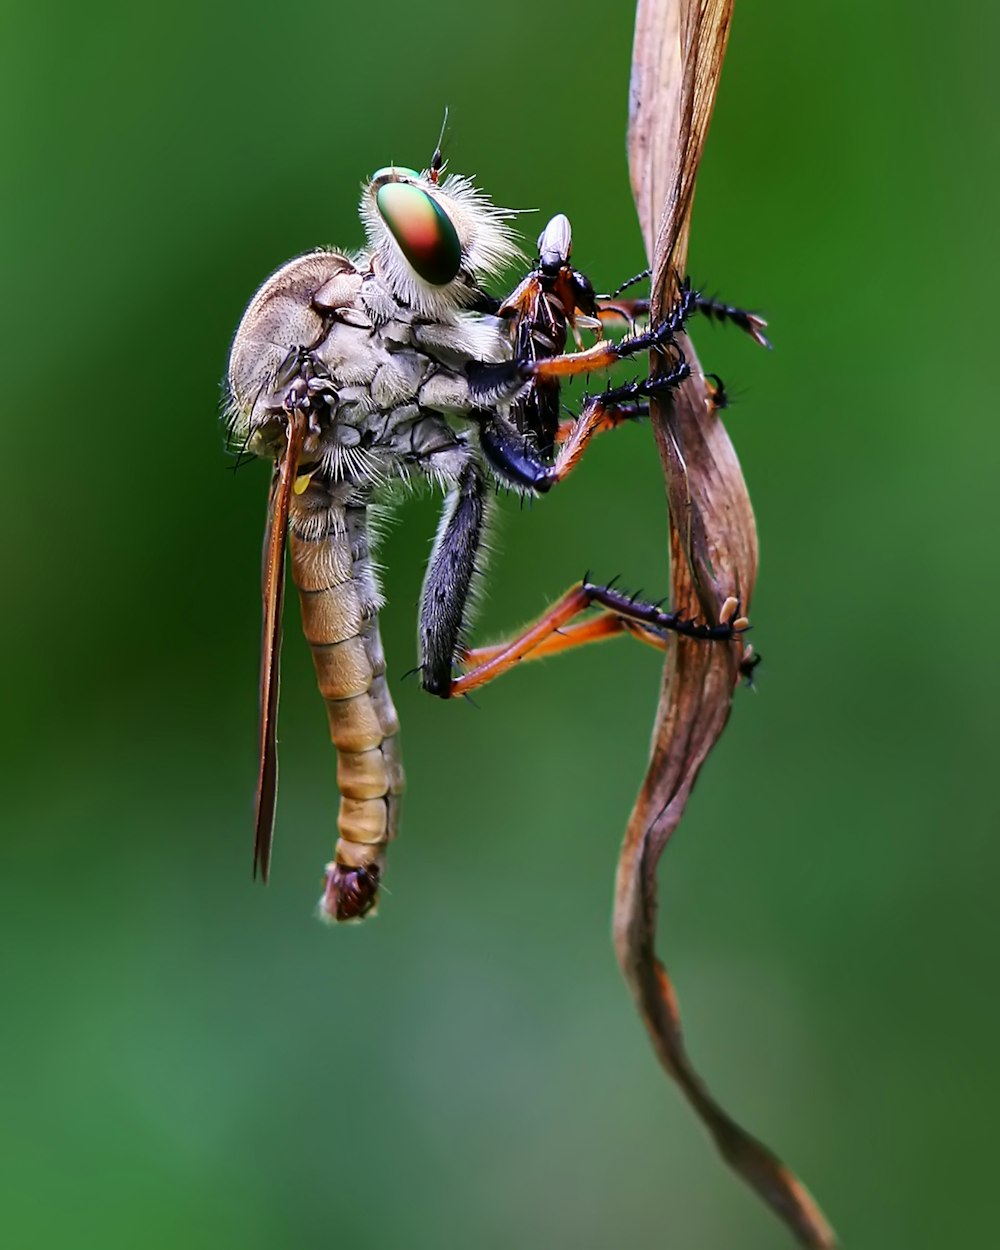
[225,156,750,922]
[451,213,768,689]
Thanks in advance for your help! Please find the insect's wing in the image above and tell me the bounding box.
[497,274,539,331]
[253,413,306,881]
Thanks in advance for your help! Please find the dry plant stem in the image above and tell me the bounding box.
[619,2,835,1246]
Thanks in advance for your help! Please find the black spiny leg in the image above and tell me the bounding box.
[419,460,490,697]
[696,295,772,350]
[581,581,748,643]
[477,411,554,493]
[448,581,750,697]
[596,288,771,351]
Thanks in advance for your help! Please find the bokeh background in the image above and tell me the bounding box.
[3,1,998,1247]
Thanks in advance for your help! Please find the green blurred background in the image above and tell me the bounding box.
[3,1,997,1247]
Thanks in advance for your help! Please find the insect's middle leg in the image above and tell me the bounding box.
[553,401,648,445]
[478,361,688,495]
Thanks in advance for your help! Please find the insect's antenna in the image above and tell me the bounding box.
[429,106,449,184]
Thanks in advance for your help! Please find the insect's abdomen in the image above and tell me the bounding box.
[290,501,403,922]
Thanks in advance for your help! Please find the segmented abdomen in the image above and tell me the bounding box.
[290,497,403,921]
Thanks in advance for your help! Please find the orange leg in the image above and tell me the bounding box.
[529,337,623,380]
[451,585,590,696]
[527,282,696,384]
[550,391,656,483]
[554,400,647,445]
[449,582,746,697]
[464,612,670,666]
[466,611,618,665]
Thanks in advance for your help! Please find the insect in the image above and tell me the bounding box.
[225,155,748,922]
[494,211,602,456]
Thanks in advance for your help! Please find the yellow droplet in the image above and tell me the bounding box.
[293,472,313,495]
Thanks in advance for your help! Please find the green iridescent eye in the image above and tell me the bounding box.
[375,182,462,286]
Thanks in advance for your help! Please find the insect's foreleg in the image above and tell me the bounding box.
[418,459,491,697]
[597,293,770,350]
[447,582,748,698]
[470,284,696,400]
[695,295,772,349]
[528,281,697,383]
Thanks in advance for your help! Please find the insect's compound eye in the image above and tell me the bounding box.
[375,181,462,286]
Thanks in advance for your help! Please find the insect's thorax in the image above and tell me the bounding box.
[227,250,511,491]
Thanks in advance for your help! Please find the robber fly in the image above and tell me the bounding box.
[226,153,747,922]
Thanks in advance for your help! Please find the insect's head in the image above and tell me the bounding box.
[369,165,462,285]
[361,163,519,314]
[537,213,572,276]
[532,212,598,327]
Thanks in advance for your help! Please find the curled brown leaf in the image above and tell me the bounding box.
[618,2,835,1245]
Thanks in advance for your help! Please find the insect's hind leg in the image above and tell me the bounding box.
[463,610,669,666]
[465,607,762,689]
[447,581,749,698]
[418,458,491,697]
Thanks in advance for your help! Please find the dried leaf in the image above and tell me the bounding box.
[618,2,835,1245]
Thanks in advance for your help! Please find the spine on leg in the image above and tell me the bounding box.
[290,499,403,921]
